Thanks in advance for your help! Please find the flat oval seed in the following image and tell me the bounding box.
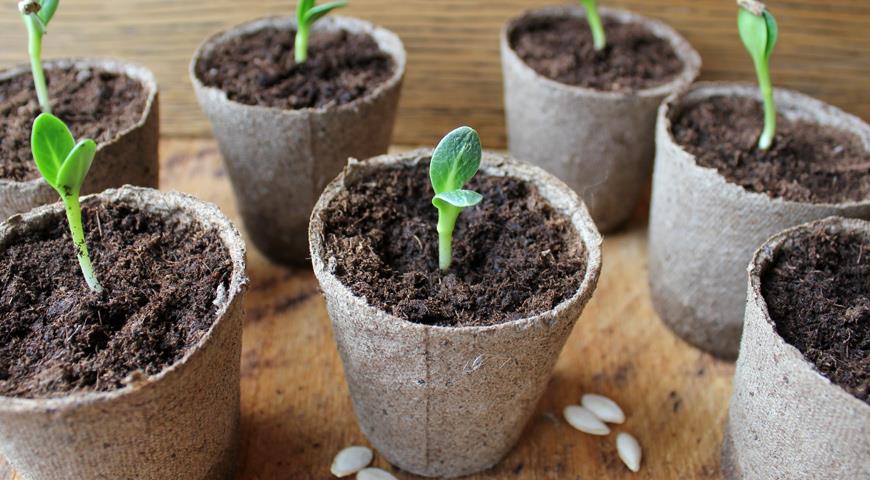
[616,432,642,472]
[581,393,626,424]
[331,446,373,477]
[357,467,399,480]
[563,405,610,435]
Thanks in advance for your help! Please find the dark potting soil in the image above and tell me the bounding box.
[671,95,870,204]
[509,16,683,91]
[761,224,869,403]
[320,163,586,327]
[0,67,148,182]
[196,27,394,110]
[0,201,232,398]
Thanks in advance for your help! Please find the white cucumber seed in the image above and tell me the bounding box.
[563,405,610,435]
[616,432,642,473]
[581,393,626,424]
[331,446,373,477]
[356,467,399,480]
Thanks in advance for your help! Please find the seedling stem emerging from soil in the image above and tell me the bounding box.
[737,0,778,150]
[579,0,605,51]
[430,127,483,270]
[18,0,58,114]
[295,0,348,63]
[31,113,102,292]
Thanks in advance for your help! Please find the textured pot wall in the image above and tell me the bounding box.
[722,216,870,480]
[501,6,700,232]
[648,83,870,359]
[0,187,248,480]
[0,58,159,221]
[310,150,602,477]
[191,16,405,265]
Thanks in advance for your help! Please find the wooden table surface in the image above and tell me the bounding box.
[0,140,735,479]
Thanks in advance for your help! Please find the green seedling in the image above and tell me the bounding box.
[295,0,348,63]
[18,0,59,114]
[430,126,483,271]
[737,0,778,150]
[31,113,102,292]
[579,0,606,51]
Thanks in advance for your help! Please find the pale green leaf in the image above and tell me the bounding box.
[429,126,481,194]
[737,7,767,62]
[433,189,483,209]
[30,112,74,188]
[303,0,348,25]
[55,139,96,197]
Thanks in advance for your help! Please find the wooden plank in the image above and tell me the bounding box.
[0,1,867,148]
[1,139,734,479]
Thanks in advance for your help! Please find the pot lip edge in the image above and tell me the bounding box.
[0,185,249,411]
[308,148,604,335]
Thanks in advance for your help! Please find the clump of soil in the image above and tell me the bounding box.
[196,27,394,110]
[320,162,586,327]
[671,95,870,204]
[510,16,683,91]
[761,224,869,403]
[0,201,232,398]
[0,67,148,181]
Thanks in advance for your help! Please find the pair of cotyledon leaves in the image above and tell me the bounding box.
[430,126,483,211]
[737,1,778,65]
[31,113,97,198]
[296,0,348,28]
[19,0,58,32]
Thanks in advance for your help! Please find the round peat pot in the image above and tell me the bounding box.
[722,217,869,479]
[310,150,602,477]
[648,83,870,359]
[191,16,405,265]
[0,187,248,480]
[500,6,700,232]
[0,58,159,221]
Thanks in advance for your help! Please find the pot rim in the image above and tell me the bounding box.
[0,57,159,188]
[309,148,603,334]
[0,186,248,411]
[658,81,870,209]
[501,5,701,99]
[189,15,406,116]
[746,215,870,411]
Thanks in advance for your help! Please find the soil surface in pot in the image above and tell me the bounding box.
[320,163,586,327]
[761,224,869,403]
[196,28,394,110]
[509,15,683,91]
[0,66,148,182]
[0,201,232,398]
[671,95,869,204]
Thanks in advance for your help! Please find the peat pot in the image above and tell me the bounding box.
[0,187,248,480]
[501,6,700,232]
[0,58,159,220]
[648,83,870,359]
[310,150,602,477]
[191,16,405,265]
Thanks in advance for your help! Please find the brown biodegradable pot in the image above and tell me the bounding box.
[191,16,405,265]
[722,216,869,479]
[309,150,602,477]
[0,58,159,221]
[500,6,700,232]
[648,83,870,359]
[0,186,248,480]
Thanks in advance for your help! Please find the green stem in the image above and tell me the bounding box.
[586,5,606,51]
[295,24,309,63]
[436,205,460,271]
[25,16,51,114]
[62,194,102,293]
[755,58,775,150]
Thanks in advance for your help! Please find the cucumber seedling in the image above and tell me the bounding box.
[579,0,606,51]
[737,0,778,150]
[295,0,348,63]
[430,126,483,271]
[18,0,59,114]
[31,113,102,292]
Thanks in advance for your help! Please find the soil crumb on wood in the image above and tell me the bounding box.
[0,67,148,181]
[510,16,683,91]
[196,27,394,110]
[0,201,232,398]
[671,95,869,204]
[761,224,869,403]
[320,162,586,327]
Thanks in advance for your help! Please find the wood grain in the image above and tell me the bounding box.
[0,1,867,148]
[1,139,735,479]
